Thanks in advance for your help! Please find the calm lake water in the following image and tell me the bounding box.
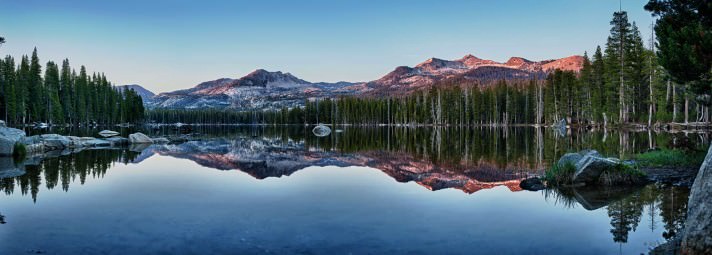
[1,126,708,255]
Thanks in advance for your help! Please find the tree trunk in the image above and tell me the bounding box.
[673,83,678,122]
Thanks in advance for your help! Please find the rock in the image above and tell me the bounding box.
[39,134,71,151]
[572,155,619,184]
[105,137,129,146]
[557,151,586,167]
[83,139,111,147]
[519,177,545,191]
[98,130,120,138]
[0,157,25,178]
[0,126,26,156]
[557,150,618,185]
[129,143,151,152]
[0,120,5,127]
[571,185,645,211]
[681,144,712,254]
[152,137,170,144]
[128,133,153,144]
[65,136,85,148]
[312,125,331,137]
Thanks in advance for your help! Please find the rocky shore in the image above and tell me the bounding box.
[519,149,701,192]
[0,124,171,159]
[518,147,712,255]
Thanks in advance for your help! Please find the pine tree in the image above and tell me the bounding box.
[44,61,63,123]
[28,48,43,122]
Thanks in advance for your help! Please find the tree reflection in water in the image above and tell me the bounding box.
[545,185,689,245]
[0,126,701,244]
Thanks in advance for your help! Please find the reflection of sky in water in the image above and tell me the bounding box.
[0,154,675,255]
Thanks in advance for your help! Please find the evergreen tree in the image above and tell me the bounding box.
[645,0,712,101]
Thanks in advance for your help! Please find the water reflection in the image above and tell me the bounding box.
[0,149,142,201]
[0,127,706,254]
[545,185,689,245]
[1,127,709,200]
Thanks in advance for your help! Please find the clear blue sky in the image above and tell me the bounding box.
[0,0,655,93]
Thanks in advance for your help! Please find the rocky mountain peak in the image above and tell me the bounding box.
[505,57,533,66]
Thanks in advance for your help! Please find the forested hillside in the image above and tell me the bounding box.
[0,48,145,125]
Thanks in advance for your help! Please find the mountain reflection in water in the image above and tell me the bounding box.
[0,127,706,254]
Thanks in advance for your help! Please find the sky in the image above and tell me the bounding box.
[0,0,656,93]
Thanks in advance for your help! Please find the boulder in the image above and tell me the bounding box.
[83,139,111,147]
[105,137,129,146]
[0,126,26,156]
[129,143,151,152]
[98,130,120,138]
[39,134,71,151]
[519,177,545,191]
[312,125,331,137]
[557,150,619,185]
[0,157,25,178]
[681,145,712,254]
[572,155,620,184]
[152,137,170,144]
[128,133,153,144]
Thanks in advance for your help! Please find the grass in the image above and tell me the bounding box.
[635,149,706,168]
[545,160,646,186]
[12,142,26,161]
[544,161,577,186]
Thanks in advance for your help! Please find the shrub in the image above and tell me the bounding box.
[12,142,26,161]
[545,161,577,186]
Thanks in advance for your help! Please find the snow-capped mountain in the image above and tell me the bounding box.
[356,54,584,95]
[147,54,583,110]
[148,69,358,109]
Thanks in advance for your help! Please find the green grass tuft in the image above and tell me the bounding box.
[12,142,26,161]
[545,161,577,186]
[635,149,706,168]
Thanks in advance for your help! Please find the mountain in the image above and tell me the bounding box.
[356,54,584,96]
[149,69,358,110]
[116,84,156,102]
[148,54,583,110]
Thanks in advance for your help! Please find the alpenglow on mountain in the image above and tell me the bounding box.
[146,54,584,110]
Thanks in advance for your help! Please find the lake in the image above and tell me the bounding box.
[0,126,706,254]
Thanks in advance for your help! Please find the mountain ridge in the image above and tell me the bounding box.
[145,54,584,109]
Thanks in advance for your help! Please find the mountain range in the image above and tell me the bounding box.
[127,54,584,110]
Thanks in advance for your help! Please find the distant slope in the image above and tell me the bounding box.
[148,70,357,110]
[116,84,156,102]
[354,54,584,96]
[148,54,583,110]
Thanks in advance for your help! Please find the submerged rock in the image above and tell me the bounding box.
[83,139,111,147]
[0,157,25,178]
[312,125,331,137]
[105,137,129,146]
[681,144,712,254]
[98,130,120,137]
[152,137,170,144]
[129,133,153,144]
[0,126,26,156]
[519,177,545,191]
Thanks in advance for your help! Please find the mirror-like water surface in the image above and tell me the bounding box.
[1,127,707,254]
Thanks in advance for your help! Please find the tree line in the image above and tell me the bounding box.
[148,5,710,127]
[0,48,145,125]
